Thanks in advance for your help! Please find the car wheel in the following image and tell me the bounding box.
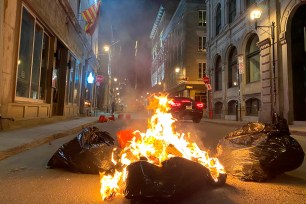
[192,117,201,123]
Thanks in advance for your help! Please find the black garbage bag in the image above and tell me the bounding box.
[124,157,227,202]
[47,126,120,174]
[217,116,304,181]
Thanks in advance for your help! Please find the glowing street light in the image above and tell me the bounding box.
[250,8,277,123]
[103,45,110,52]
[250,9,262,21]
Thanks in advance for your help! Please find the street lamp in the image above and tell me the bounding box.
[250,9,277,123]
[103,41,120,113]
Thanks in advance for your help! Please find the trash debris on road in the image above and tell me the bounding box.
[47,126,120,174]
[217,116,305,181]
[125,157,227,202]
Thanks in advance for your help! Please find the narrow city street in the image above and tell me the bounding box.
[0,115,305,204]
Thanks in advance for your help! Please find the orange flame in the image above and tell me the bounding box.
[100,93,225,201]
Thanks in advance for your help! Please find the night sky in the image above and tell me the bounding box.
[99,0,165,93]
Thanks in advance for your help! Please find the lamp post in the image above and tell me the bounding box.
[103,41,120,113]
[250,9,277,123]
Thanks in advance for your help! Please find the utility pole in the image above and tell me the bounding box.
[134,40,138,90]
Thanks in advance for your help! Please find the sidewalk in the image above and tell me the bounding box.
[0,113,305,161]
[201,118,306,136]
[0,116,99,161]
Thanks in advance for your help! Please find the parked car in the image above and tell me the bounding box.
[168,96,204,123]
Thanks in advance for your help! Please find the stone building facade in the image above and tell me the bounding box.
[206,0,306,124]
[0,0,100,130]
[150,0,207,107]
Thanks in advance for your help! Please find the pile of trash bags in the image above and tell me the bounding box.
[47,126,120,174]
[125,157,226,202]
[47,126,227,201]
[217,115,305,181]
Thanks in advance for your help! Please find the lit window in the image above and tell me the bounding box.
[16,7,50,100]
[199,37,206,51]
[228,47,238,88]
[246,35,260,83]
[198,10,206,26]
[198,63,206,78]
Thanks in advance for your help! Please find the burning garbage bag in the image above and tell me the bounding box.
[47,126,120,174]
[217,116,304,181]
[125,157,227,201]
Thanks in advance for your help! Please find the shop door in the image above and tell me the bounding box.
[291,4,306,121]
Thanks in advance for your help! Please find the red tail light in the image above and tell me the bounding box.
[196,102,204,109]
[181,99,191,103]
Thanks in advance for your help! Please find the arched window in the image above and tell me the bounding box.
[215,56,222,91]
[228,100,237,115]
[246,35,260,83]
[214,102,223,119]
[216,4,221,35]
[228,47,238,88]
[228,0,236,24]
[245,98,260,116]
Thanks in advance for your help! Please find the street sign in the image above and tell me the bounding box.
[206,84,212,90]
[96,75,104,83]
[203,76,210,84]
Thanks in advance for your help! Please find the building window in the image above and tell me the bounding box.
[66,53,81,105]
[215,56,222,91]
[228,100,237,115]
[246,0,256,9]
[246,98,260,116]
[16,7,50,100]
[74,61,81,104]
[214,102,223,119]
[246,35,260,83]
[198,10,206,26]
[216,4,221,35]
[66,54,75,104]
[228,0,236,24]
[40,33,50,100]
[199,37,206,51]
[228,47,238,88]
[198,63,206,78]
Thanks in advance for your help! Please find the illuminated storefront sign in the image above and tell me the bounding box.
[87,72,94,84]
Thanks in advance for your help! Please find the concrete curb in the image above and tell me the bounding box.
[0,121,98,161]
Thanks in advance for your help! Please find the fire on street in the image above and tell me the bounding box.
[0,114,305,203]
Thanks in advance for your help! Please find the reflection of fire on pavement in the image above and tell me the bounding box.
[100,94,226,201]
